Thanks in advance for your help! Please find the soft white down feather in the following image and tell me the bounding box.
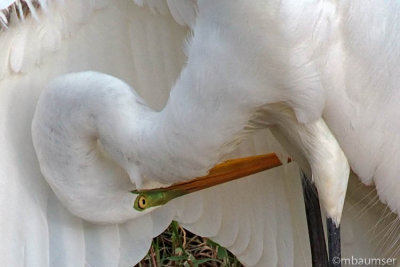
[1,0,400,266]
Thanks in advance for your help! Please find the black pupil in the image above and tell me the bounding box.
[141,198,146,206]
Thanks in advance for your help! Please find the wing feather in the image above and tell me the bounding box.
[82,223,120,267]
[172,193,204,225]
[166,0,196,27]
[47,195,85,267]
[8,29,26,72]
[178,189,224,237]
[134,0,197,27]
[118,216,153,267]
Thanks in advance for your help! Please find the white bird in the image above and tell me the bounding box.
[1,0,400,266]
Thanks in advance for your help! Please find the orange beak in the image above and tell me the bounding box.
[163,153,291,193]
[133,153,291,211]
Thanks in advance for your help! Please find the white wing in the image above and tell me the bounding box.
[1,1,398,266]
[321,0,400,218]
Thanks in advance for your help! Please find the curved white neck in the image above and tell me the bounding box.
[45,70,257,224]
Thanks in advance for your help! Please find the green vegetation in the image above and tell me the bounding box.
[137,221,243,267]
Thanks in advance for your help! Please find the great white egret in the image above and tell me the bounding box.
[1,0,400,266]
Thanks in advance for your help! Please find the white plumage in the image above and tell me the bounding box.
[1,0,400,266]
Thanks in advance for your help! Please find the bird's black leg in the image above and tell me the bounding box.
[301,171,329,267]
[327,218,341,267]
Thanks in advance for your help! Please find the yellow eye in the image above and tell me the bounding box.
[137,195,147,210]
